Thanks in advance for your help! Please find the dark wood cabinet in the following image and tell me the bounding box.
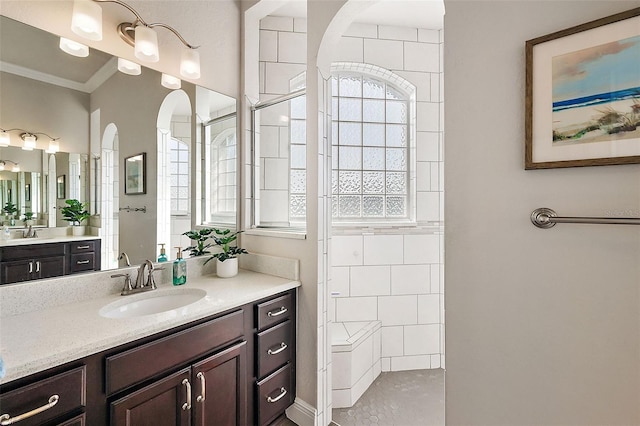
[0,239,101,284]
[0,289,296,426]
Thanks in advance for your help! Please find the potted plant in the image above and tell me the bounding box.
[205,228,248,278]
[183,228,215,257]
[3,201,17,226]
[22,211,35,226]
[60,199,90,236]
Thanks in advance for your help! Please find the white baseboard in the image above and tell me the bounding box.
[286,397,317,426]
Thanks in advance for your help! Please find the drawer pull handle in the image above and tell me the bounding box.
[76,260,90,265]
[196,372,206,403]
[35,261,40,273]
[267,342,288,356]
[181,379,191,411]
[28,262,33,274]
[266,387,287,404]
[76,245,91,249]
[0,394,59,425]
[267,307,288,317]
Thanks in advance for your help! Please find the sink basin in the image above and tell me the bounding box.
[99,288,207,319]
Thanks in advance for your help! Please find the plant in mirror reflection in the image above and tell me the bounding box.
[2,202,17,217]
[60,199,90,225]
[183,228,215,257]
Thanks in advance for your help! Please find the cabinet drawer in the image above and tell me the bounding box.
[256,320,292,379]
[1,243,67,262]
[256,364,293,426]
[256,293,293,331]
[70,253,95,272]
[105,309,244,395]
[0,366,86,426]
[58,413,86,426]
[70,241,96,254]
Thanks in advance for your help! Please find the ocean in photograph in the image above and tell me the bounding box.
[552,35,640,144]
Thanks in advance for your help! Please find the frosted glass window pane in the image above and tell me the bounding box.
[338,171,361,194]
[332,146,339,170]
[332,196,338,217]
[170,162,178,174]
[386,125,407,147]
[332,171,338,195]
[170,187,178,198]
[332,122,338,146]
[179,149,189,162]
[332,98,339,120]
[170,175,178,186]
[386,172,406,194]
[339,122,361,146]
[387,101,407,124]
[363,147,385,170]
[363,171,384,194]
[363,196,384,217]
[170,150,179,161]
[179,200,189,211]
[386,149,406,171]
[331,77,338,95]
[339,195,361,217]
[290,195,306,217]
[178,187,189,198]
[386,196,405,216]
[178,175,188,186]
[363,78,385,99]
[291,120,306,144]
[226,159,236,172]
[339,98,361,121]
[178,163,188,175]
[290,96,306,119]
[339,76,361,97]
[291,145,306,169]
[170,200,178,211]
[338,146,362,170]
[169,139,179,150]
[363,100,385,123]
[290,170,306,193]
[363,124,385,146]
[386,86,403,100]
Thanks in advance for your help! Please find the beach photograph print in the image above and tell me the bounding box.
[552,35,640,145]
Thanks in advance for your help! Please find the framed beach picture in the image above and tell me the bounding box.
[124,153,146,195]
[525,8,640,169]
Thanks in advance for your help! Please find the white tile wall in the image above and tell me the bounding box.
[279,31,307,63]
[378,25,417,42]
[404,234,439,264]
[335,297,377,322]
[335,37,364,63]
[260,15,293,32]
[350,265,391,296]
[391,264,430,295]
[363,235,403,265]
[259,30,277,62]
[378,295,418,326]
[404,42,440,72]
[363,38,404,70]
[331,235,363,266]
[381,326,403,357]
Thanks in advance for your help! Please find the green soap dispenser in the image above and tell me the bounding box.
[157,243,168,262]
[172,247,187,286]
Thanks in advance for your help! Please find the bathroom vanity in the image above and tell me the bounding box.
[0,267,299,426]
[0,237,101,285]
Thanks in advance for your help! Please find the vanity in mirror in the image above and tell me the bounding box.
[0,15,237,272]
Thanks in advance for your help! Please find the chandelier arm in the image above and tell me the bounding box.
[147,23,200,49]
[92,0,149,27]
[33,132,59,141]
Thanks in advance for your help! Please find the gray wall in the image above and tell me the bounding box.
[444,1,640,424]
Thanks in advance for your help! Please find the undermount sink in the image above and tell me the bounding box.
[99,288,207,319]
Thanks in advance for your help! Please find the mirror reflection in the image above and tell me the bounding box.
[0,15,237,270]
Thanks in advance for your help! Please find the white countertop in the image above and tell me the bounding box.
[0,270,299,384]
[0,235,99,247]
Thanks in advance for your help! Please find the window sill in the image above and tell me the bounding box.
[245,228,307,240]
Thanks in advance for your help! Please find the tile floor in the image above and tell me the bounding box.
[275,369,445,426]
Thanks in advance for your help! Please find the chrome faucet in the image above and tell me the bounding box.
[22,225,37,238]
[135,259,154,289]
[112,260,163,296]
[118,252,131,267]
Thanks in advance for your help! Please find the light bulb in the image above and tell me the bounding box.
[161,74,181,90]
[11,164,20,173]
[46,140,60,154]
[71,0,102,41]
[22,134,36,151]
[134,26,159,63]
[117,58,142,75]
[180,48,200,79]
[59,37,89,57]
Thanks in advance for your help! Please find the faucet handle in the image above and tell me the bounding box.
[111,273,133,294]
[146,267,165,290]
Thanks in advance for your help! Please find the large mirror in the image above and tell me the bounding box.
[0,15,237,269]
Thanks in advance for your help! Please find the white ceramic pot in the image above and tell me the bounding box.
[216,257,238,278]
[71,225,84,236]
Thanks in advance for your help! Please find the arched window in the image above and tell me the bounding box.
[170,138,189,215]
[330,64,415,223]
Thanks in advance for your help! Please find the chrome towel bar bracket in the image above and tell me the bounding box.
[531,208,640,228]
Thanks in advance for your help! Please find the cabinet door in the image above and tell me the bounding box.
[192,342,247,426]
[0,259,34,284]
[36,255,67,279]
[110,368,191,426]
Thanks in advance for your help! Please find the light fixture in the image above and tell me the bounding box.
[59,37,89,57]
[71,0,103,41]
[21,133,37,151]
[72,0,201,79]
[0,128,61,152]
[0,160,20,173]
[117,58,141,75]
[161,73,181,90]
